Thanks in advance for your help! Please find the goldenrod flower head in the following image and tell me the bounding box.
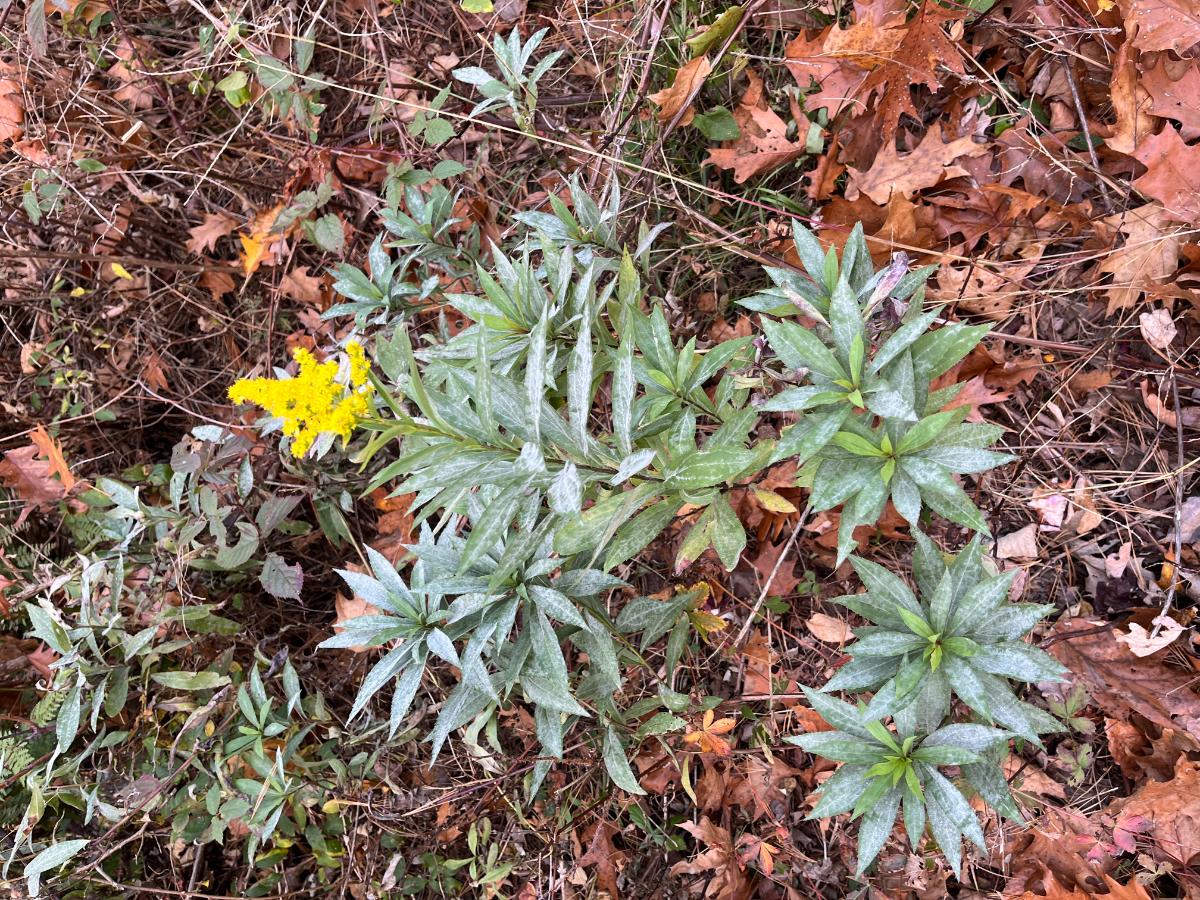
[229,340,372,458]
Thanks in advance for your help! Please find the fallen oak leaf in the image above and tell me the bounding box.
[280,265,326,308]
[1006,806,1117,896]
[0,427,78,525]
[648,56,712,126]
[1118,0,1200,53]
[1066,368,1113,396]
[1097,203,1184,314]
[28,424,75,492]
[847,125,990,204]
[1104,39,1158,155]
[670,816,752,899]
[187,211,238,256]
[855,0,967,142]
[704,68,810,183]
[576,820,625,899]
[1105,717,1194,782]
[1105,756,1200,867]
[1049,617,1200,745]
[1141,53,1200,132]
[1131,127,1200,226]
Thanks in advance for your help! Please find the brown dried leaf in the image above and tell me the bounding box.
[996,524,1040,560]
[577,821,625,899]
[856,0,966,140]
[1097,203,1183,313]
[1107,757,1200,866]
[1105,717,1195,782]
[199,270,236,301]
[1004,754,1067,801]
[28,425,75,493]
[648,56,711,126]
[0,427,76,525]
[703,69,807,183]
[806,613,851,644]
[1066,369,1113,396]
[848,127,990,204]
[742,631,776,697]
[280,266,326,307]
[1106,39,1157,155]
[1006,806,1116,896]
[0,61,24,143]
[187,212,238,256]
[1141,54,1200,132]
[1048,617,1200,745]
[750,538,805,597]
[670,816,752,899]
[726,755,802,822]
[1131,127,1200,225]
[1119,0,1200,52]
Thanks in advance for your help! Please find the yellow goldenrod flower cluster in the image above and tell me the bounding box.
[229,341,372,458]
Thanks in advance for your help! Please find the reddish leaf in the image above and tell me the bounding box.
[1131,127,1200,225]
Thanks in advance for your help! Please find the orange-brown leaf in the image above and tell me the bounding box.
[1131,126,1200,225]
[28,424,75,492]
[648,56,711,126]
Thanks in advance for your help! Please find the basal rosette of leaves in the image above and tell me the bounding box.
[787,687,1020,876]
[825,535,1067,741]
[749,222,1014,563]
[791,538,1066,875]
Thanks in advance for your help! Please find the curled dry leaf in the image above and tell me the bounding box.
[1114,614,1184,657]
[1140,378,1200,429]
[187,212,238,256]
[1006,806,1117,896]
[670,816,752,899]
[1049,618,1200,746]
[1097,204,1184,314]
[648,56,711,126]
[334,576,381,654]
[1105,717,1196,782]
[996,523,1040,560]
[1138,307,1177,351]
[806,612,851,644]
